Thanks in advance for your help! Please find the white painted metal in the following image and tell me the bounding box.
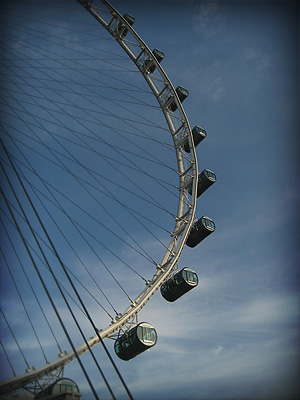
[0,0,199,394]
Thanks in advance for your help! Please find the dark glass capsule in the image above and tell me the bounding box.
[186,216,215,248]
[168,86,189,111]
[35,378,80,399]
[143,48,165,73]
[161,268,199,302]
[116,13,135,39]
[114,322,157,361]
[184,126,207,152]
[188,169,217,197]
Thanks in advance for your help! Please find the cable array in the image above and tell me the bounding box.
[0,1,181,398]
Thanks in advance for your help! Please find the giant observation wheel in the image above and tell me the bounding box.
[0,0,215,397]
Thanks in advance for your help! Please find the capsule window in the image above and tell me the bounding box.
[115,341,120,353]
[141,326,156,343]
[176,86,189,99]
[183,269,198,285]
[136,323,157,345]
[205,169,216,181]
[202,217,215,231]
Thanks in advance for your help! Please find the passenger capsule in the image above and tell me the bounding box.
[116,13,135,39]
[188,169,217,197]
[186,216,215,248]
[161,268,199,302]
[168,86,189,111]
[114,322,157,361]
[184,126,207,152]
[143,48,165,73]
[34,378,80,399]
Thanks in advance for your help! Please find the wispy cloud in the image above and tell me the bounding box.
[207,76,225,102]
[212,345,224,355]
[244,46,271,71]
[178,62,226,104]
[194,1,225,37]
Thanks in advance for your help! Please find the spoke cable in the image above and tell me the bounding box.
[1,56,177,204]
[0,4,184,398]
[0,339,16,378]
[0,207,114,321]
[0,309,30,370]
[1,117,174,250]
[0,144,114,400]
[1,138,134,400]
[2,146,171,245]
[0,214,63,353]
[0,246,49,364]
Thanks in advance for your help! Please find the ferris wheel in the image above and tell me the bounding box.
[0,0,216,397]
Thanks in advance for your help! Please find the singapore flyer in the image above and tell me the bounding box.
[1,1,298,400]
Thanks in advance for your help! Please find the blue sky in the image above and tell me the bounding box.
[0,1,299,400]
